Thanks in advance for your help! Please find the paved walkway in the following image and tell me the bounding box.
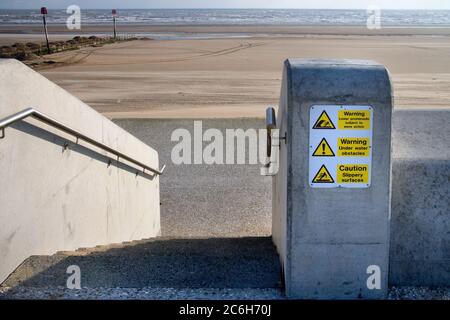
[115,118,272,238]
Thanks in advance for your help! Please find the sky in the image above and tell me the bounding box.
[1,0,449,10]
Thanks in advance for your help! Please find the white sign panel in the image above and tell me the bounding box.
[309,105,373,188]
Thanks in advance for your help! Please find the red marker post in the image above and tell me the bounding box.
[40,7,51,54]
[112,9,117,40]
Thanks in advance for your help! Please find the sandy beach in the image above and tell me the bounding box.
[2,25,450,118]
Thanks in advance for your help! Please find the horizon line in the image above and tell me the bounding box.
[1,8,450,11]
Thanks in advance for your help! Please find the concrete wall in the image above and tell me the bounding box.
[390,109,450,287]
[0,59,161,284]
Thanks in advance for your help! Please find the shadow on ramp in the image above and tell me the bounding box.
[1,237,282,291]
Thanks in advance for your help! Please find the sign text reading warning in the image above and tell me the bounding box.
[337,138,370,157]
[338,110,371,130]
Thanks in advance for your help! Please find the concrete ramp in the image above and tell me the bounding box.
[116,119,272,238]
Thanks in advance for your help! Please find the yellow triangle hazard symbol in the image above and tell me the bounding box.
[312,165,335,183]
[313,111,335,129]
[312,138,335,157]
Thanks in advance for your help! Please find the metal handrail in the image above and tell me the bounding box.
[0,107,165,176]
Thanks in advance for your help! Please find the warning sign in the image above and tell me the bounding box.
[312,165,335,183]
[338,110,371,130]
[309,105,373,188]
[337,138,370,157]
[337,164,369,184]
[313,111,336,129]
[313,138,335,157]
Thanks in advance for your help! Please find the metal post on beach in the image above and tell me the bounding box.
[40,7,50,54]
[112,9,117,40]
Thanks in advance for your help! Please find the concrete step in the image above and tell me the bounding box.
[0,237,282,296]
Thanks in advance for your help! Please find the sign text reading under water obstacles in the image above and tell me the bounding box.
[309,105,373,188]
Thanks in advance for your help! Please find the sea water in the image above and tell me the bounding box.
[0,9,449,27]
